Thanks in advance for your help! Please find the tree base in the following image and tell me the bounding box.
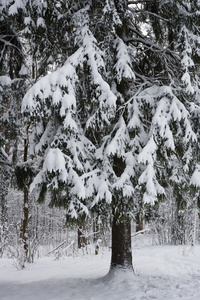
[101,265,134,284]
[110,218,133,270]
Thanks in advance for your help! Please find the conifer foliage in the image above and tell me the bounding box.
[4,0,200,270]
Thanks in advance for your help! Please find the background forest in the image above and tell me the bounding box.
[1,0,200,270]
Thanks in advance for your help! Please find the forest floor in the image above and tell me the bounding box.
[0,236,200,300]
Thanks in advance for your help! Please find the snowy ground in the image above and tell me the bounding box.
[1,241,200,300]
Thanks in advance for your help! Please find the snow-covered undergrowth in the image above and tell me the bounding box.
[1,241,200,300]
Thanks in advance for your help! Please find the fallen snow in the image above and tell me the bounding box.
[1,243,200,300]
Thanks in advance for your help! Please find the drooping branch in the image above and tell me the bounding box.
[128,8,169,23]
[128,0,158,4]
[125,32,178,60]
[0,159,12,167]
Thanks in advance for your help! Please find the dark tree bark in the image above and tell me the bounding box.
[77,225,87,249]
[110,217,133,270]
[136,212,144,232]
[20,188,29,258]
[20,126,30,263]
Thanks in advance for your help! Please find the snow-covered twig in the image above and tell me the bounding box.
[132,228,151,237]
[47,240,75,256]
[46,241,67,255]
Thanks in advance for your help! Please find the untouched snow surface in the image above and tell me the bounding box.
[1,244,200,300]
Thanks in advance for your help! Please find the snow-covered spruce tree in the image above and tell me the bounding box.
[148,0,200,244]
[0,6,24,165]
[8,0,71,80]
[0,2,38,264]
[22,0,200,271]
[0,2,27,256]
[130,0,200,244]
[3,0,78,264]
[177,0,200,244]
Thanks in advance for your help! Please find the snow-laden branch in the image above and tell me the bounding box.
[46,240,74,256]
[0,159,12,167]
[131,227,151,237]
[128,0,157,4]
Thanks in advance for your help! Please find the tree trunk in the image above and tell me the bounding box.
[20,129,29,262]
[0,193,8,258]
[110,218,133,270]
[136,212,143,232]
[78,225,87,249]
[20,188,29,258]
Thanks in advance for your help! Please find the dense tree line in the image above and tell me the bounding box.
[1,0,200,271]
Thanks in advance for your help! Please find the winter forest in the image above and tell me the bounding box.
[1,0,200,299]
